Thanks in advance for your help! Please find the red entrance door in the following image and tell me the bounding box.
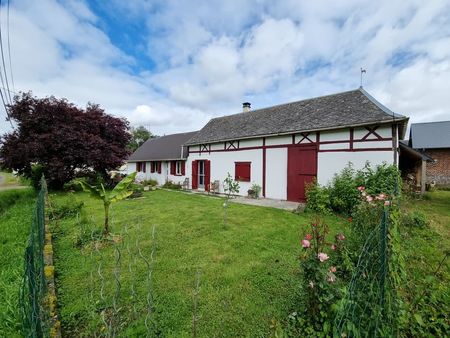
[287,146,317,202]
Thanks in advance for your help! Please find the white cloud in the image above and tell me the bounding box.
[1,0,450,137]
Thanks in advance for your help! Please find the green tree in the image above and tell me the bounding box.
[128,126,153,152]
[78,172,137,235]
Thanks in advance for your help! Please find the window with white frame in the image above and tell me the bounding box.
[176,161,182,175]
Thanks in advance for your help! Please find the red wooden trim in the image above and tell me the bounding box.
[350,128,354,150]
[262,137,266,198]
[316,131,320,150]
[297,132,313,144]
[187,137,393,153]
[361,125,382,141]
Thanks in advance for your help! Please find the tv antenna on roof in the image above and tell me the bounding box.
[360,67,366,88]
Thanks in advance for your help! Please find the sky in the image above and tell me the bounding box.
[1,0,450,136]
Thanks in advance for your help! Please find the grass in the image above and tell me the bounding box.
[398,191,450,335]
[0,188,36,337]
[0,171,20,187]
[50,190,348,337]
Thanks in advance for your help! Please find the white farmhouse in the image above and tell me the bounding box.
[183,88,408,202]
[127,131,197,186]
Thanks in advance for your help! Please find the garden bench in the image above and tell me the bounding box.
[182,178,190,190]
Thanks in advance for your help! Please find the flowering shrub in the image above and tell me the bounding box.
[296,217,346,334]
[305,163,401,216]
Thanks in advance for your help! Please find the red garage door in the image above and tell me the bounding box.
[287,146,317,202]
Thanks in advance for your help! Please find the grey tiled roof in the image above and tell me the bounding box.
[128,131,198,161]
[185,88,408,145]
[410,121,450,149]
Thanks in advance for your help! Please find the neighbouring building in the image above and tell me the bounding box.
[184,88,408,202]
[400,121,450,190]
[127,131,198,185]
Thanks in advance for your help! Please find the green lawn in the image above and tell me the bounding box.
[0,188,36,337]
[2,188,448,337]
[51,190,348,337]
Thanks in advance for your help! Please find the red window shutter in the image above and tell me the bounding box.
[170,161,175,175]
[143,162,146,173]
[157,162,161,174]
[150,162,154,173]
[192,161,198,189]
[235,162,251,182]
[181,161,185,175]
[205,160,211,191]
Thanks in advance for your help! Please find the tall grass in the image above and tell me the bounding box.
[0,189,36,337]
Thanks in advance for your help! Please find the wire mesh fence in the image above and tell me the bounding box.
[334,183,402,337]
[19,176,49,338]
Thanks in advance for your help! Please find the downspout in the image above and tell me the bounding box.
[421,159,426,195]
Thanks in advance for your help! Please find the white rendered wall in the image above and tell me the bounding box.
[265,148,287,200]
[265,135,291,146]
[187,149,263,195]
[126,162,137,174]
[317,151,393,185]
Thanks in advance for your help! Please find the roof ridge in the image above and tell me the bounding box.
[358,87,406,119]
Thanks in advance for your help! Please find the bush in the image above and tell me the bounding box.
[328,164,360,215]
[294,217,346,335]
[128,183,144,198]
[247,184,261,199]
[305,163,401,216]
[142,179,158,187]
[49,195,84,220]
[401,211,428,228]
[63,179,84,192]
[356,162,401,197]
[30,164,45,190]
[305,180,331,214]
[162,180,182,190]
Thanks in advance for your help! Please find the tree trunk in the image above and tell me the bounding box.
[104,202,110,236]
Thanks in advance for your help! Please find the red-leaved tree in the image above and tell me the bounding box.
[0,92,131,189]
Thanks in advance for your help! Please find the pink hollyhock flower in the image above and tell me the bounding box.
[366,195,373,202]
[305,233,312,240]
[337,233,345,241]
[329,266,337,273]
[331,244,337,250]
[301,239,311,248]
[357,186,365,192]
[384,200,390,206]
[317,252,329,262]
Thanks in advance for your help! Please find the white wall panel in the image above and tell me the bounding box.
[240,138,263,147]
[265,148,287,200]
[265,135,291,146]
[317,151,393,185]
[320,129,349,142]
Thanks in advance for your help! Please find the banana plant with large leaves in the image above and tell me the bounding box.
[78,172,137,236]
